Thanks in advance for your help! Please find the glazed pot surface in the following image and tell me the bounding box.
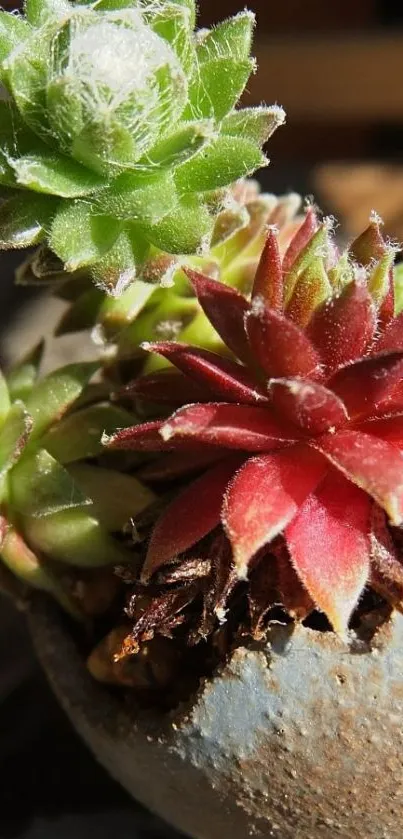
[28,596,403,839]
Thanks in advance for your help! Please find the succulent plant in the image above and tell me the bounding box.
[15,181,302,384]
[0,344,156,615]
[0,0,283,292]
[105,211,403,659]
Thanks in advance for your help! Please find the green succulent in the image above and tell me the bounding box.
[0,343,155,612]
[0,0,283,292]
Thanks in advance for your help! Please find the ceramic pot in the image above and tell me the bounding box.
[28,594,403,839]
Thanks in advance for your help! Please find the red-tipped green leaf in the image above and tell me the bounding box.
[329,351,403,419]
[350,217,387,265]
[184,268,251,364]
[314,429,403,525]
[223,444,327,578]
[285,257,332,329]
[142,457,242,580]
[307,281,377,375]
[161,402,300,451]
[282,207,319,274]
[251,228,283,311]
[142,341,268,405]
[245,297,322,379]
[269,378,348,434]
[285,470,370,634]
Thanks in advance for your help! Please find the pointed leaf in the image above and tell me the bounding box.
[24,361,98,439]
[124,369,212,406]
[185,269,252,364]
[67,464,156,531]
[196,12,255,63]
[142,341,268,405]
[350,216,387,264]
[142,195,213,254]
[175,135,266,192]
[245,297,322,379]
[9,153,105,197]
[222,105,285,145]
[329,351,403,419]
[10,448,91,518]
[394,263,403,316]
[50,201,121,271]
[0,193,58,249]
[147,3,195,72]
[223,444,327,578]
[89,227,138,295]
[142,457,241,580]
[104,419,204,452]
[42,404,136,463]
[307,280,377,374]
[145,120,215,169]
[314,429,403,525]
[368,248,396,308]
[0,401,32,477]
[186,56,254,121]
[98,278,154,336]
[269,378,348,434]
[23,508,130,567]
[251,229,283,311]
[25,0,71,26]
[285,470,370,634]
[160,402,300,451]
[282,208,319,274]
[0,11,30,67]
[286,257,332,328]
[283,224,329,305]
[94,171,177,223]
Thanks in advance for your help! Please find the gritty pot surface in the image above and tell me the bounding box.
[28,595,403,839]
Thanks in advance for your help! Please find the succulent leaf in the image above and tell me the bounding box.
[42,403,136,463]
[0,401,33,478]
[67,463,156,531]
[10,447,92,518]
[112,216,403,635]
[285,471,370,634]
[24,360,98,438]
[0,1,274,286]
[6,341,44,402]
[0,193,58,249]
[23,508,130,566]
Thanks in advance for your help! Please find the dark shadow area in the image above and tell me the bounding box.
[0,614,185,839]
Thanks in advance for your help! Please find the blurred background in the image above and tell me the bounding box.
[1,1,403,837]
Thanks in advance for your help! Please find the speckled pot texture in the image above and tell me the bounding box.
[28,595,403,839]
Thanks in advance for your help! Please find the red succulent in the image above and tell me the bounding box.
[107,211,403,636]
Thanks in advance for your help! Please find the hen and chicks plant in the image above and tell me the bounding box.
[0,0,281,292]
[105,212,403,662]
[1,0,403,698]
